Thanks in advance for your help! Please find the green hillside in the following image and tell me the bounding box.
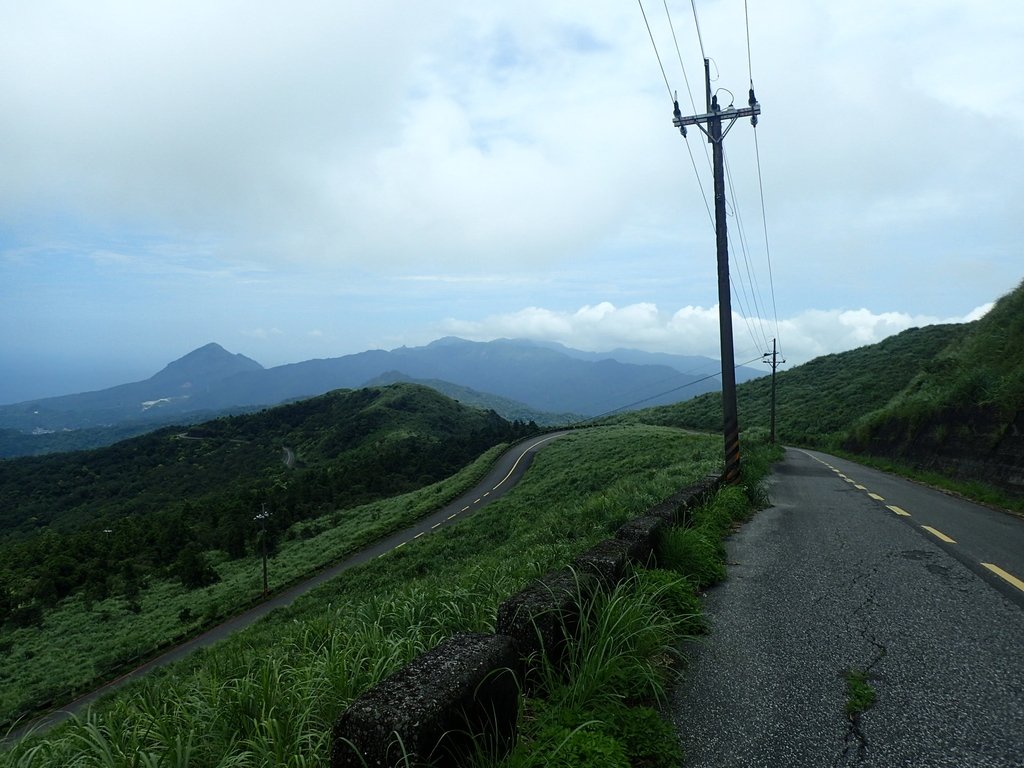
[617,323,965,445]
[364,370,583,426]
[846,280,1024,494]
[0,384,535,629]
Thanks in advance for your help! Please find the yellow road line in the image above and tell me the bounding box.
[414,532,424,539]
[838,474,848,479]
[854,484,867,490]
[886,505,911,517]
[921,525,956,544]
[447,513,457,520]
[868,493,885,501]
[431,523,441,529]
[394,541,406,550]
[845,479,855,484]
[461,506,471,512]
[491,433,564,491]
[483,492,490,497]
[982,563,1024,593]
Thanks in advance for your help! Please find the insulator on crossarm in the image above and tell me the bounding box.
[749,87,758,126]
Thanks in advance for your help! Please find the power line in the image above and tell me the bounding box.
[665,0,714,176]
[753,128,782,357]
[664,1,699,117]
[744,0,754,87]
[690,0,707,61]
[575,356,764,424]
[638,0,673,101]
[740,0,783,357]
[724,150,772,352]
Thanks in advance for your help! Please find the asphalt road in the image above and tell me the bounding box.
[7,430,568,742]
[671,447,1024,767]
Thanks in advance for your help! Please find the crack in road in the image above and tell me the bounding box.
[834,563,889,767]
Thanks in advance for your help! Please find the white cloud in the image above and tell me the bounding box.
[442,301,992,366]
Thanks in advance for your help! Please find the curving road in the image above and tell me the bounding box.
[672,447,1024,767]
[7,431,569,742]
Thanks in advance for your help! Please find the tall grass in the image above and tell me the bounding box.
[2,426,721,766]
[0,443,508,728]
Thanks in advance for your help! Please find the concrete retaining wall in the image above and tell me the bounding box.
[330,475,721,767]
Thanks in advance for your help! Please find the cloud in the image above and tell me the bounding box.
[442,301,992,366]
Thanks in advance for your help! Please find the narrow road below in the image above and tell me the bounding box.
[671,447,1024,767]
[8,431,568,742]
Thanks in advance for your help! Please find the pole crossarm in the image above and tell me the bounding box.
[674,104,760,128]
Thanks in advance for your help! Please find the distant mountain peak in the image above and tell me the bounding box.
[151,343,264,386]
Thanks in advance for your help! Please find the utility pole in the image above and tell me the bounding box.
[674,59,760,485]
[762,337,785,444]
[254,504,271,598]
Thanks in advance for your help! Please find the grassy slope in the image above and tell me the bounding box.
[364,372,583,426]
[0,383,523,537]
[613,323,964,445]
[845,279,1024,494]
[2,426,720,764]
[0,444,507,726]
[850,279,1024,435]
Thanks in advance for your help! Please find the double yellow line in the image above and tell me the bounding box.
[812,455,1024,596]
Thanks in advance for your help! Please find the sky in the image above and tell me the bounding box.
[1,1,1022,404]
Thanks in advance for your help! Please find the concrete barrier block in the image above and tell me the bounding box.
[496,569,597,667]
[615,514,666,553]
[331,632,519,768]
[573,537,649,587]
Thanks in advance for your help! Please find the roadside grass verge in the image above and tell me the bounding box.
[0,443,510,729]
[473,434,780,767]
[2,426,720,765]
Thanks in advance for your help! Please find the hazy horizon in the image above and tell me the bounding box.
[2,2,1020,404]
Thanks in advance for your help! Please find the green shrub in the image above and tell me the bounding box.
[539,575,679,711]
[514,699,681,768]
[633,568,706,635]
[526,724,630,768]
[656,526,726,588]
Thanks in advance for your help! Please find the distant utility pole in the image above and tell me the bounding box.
[674,59,761,484]
[762,337,785,444]
[254,504,271,598]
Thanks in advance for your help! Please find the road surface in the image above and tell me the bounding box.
[7,431,568,742]
[671,447,1024,767]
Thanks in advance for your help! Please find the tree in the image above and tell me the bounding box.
[174,543,219,589]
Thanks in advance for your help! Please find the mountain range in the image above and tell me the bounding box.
[0,338,763,444]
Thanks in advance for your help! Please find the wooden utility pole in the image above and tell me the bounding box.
[763,337,785,444]
[674,59,760,484]
[255,504,270,598]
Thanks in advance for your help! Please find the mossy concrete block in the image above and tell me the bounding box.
[331,632,519,768]
[496,569,597,666]
[671,475,723,525]
[615,514,665,554]
[573,537,648,587]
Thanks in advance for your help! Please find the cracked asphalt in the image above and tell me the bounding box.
[670,448,1024,767]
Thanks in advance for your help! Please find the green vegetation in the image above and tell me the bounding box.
[844,669,876,717]
[616,324,963,446]
[364,372,583,426]
[0,384,535,627]
[845,280,1024,491]
[0,384,540,725]
[484,438,778,768]
[0,444,507,726]
[2,425,723,765]
[613,279,1024,507]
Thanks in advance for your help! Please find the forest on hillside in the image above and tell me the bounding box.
[0,384,537,630]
